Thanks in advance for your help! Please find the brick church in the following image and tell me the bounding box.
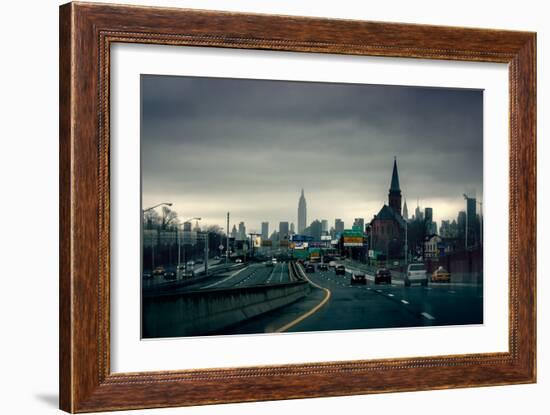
[369,158,407,259]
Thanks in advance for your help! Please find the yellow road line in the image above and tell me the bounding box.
[275,265,331,333]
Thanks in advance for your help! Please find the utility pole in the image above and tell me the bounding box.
[226,212,230,264]
[463,194,469,251]
[404,220,408,266]
[204,232,209,276]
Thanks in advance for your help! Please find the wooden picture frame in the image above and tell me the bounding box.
[59,2,536,412]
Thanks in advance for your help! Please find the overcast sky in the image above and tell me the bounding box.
[141,75,483,233]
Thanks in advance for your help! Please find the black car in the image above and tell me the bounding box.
[142,272,153,280]
[163,271,176,280]
[318,263,329,271]
[351,272,367,285]
[305,264,315,273]
[375,268,392,284]
[335,265,346,275]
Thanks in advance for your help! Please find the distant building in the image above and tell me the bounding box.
[465,196,477,247]
[353,218,365,232]
[424,207,437,234]
[424,234,444,258]
[279,221,290,241]
[309,220,323,241]
[414,201,424,222]
[238,222,246,240]
[290,222,295,235]
[231,225,238,239]
[321,219,329,233]
[261,222,269,240]
[403,198,409,221]
[335,218,344,235]
[297,189,307,234]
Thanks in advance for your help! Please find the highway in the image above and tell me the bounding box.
[219,263,483,335]
[146,262,292,292]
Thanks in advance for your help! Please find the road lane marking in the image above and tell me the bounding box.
[421,312,435,320]
[401,299,409,304]
[201,266,248,289]
[275,266,331,333]
[387,293,394,297]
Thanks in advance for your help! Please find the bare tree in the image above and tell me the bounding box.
[161,206,178,230]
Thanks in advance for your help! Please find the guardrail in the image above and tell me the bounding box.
[143,266,311,338]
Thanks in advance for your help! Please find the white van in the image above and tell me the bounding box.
[405,263,428,287]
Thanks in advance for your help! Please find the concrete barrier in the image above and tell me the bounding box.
[143,279,311,338]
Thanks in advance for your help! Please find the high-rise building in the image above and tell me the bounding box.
[309,220,323,241]
[424,207,436,234]
[403,198,409,221]
[335,218,344,234]
[465,196,477,246]
[238,222,246,240]
[353,218,365,232]
[261,222,269,240]
[321,219,328,233]
[297,189,307,234]
[231,224,237,239]
[415,200,424,222]
[425,207,433,222]
[290,222,295,235]
[388,157,402,216]
[279,221,290,241]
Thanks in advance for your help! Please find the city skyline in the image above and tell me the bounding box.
[142,75,483,231]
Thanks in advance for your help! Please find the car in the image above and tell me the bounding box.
[335,264,346,275]
[186,261,195,268]
[271,258,278,264]
[152,266,165,276]
[235,258,243,263]
[318,263,329,271]
[265,260,274,267]
[195,259,204,265]
[329,261,337,268]
[305,264,315,273]
[142,272,153,280]
[431,266,451,283]
[351,272,367,284]
[375,268,392,284]
[163,271,176,280]
[405,263,428,287]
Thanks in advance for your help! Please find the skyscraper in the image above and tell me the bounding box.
[415,200,424,222]
[279,221,290,241]
[261,222,269,240]
[309,220,323,241]
[388,157,402,216]
[403,198,409,221]
[321,219,329,234]
[465,196,477,246]
[298,189,307,234]
[238,222,246,240]
[353,218,365,232]
[290,222,295,235]
[335,219,344,234]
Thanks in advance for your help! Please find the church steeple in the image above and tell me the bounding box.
[390,156,401,192]
[388,157,402,216]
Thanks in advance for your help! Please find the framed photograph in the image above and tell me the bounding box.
[59,2,536,412]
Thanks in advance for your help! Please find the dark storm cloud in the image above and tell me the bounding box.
[141,75,483,230]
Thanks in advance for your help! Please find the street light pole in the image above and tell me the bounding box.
[142,202,172,213]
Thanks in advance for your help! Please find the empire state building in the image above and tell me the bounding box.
[297,189,307,234]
